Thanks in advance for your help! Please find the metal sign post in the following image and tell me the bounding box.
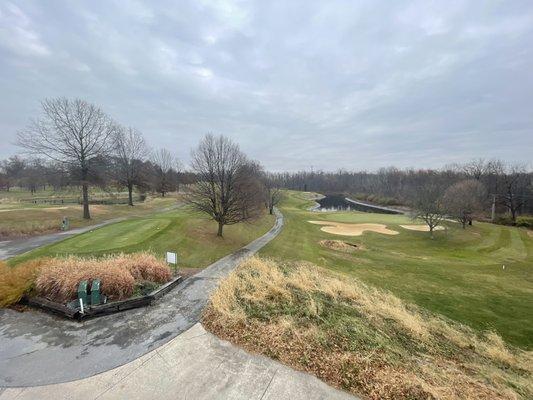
[166,252,178,273]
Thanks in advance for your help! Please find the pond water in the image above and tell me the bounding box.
[316,194,402,214]
[316,194,357,211]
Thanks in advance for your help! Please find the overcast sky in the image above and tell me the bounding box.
[0,0,532,171]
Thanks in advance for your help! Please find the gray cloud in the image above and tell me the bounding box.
[0,0,532,171]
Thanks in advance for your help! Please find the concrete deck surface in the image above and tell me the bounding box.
[0,323,357,400]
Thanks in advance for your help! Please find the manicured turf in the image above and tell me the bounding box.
[260,191,533,349]
[0,192,178,239]
[10,208,275,270]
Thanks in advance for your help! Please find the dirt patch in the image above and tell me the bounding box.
[309,220,399,236]
[527,230,533,238]
[400,225,445,232]
[319,240,363,253]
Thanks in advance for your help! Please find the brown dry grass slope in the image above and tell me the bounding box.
[203,257,533,400]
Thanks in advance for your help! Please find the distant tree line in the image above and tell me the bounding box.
[271,159,533,221]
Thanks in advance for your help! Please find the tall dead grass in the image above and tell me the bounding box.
[34,252,172,302]
[0,221,59,239]
[0,259,49,307]
[203,257,533,400]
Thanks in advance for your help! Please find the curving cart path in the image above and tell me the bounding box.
[0,210,284,387]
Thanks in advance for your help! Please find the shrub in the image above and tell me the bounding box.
[34,252,171,303]
[516,216,533,228]
[36,257,136,302]
[494,216,515,226]
[2,252,172,306]
[0,259,48,307]
[112,253,172,283]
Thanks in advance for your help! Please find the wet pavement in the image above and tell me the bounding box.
[0,323,357,400]
[0,210,283,387]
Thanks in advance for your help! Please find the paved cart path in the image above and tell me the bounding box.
[0,323,357,400]
[0,210,283,388]
[0,218,127,260]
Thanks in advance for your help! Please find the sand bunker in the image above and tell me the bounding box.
[309,220,399,236]
[400,224,445,232]
[319,240,363,252]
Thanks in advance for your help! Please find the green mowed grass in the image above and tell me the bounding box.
[10,208,276,270]
[0,194,178,239]
[260,191,533,349]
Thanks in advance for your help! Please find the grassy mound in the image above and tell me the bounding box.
[0,252,172,306]
[203,257,532,400]
[319,240,362,252]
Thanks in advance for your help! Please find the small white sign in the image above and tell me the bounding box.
[166,251,177,265]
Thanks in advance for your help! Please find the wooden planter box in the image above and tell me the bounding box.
[24,275,183,320]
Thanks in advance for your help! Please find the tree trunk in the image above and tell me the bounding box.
[128,183,134,206]
[217,221,224,237]
[82,182,90,219]
[269,205,274,215]
[81,167,90,219]
[429,226,434,239]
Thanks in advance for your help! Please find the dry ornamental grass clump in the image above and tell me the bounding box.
[203,257,533,400]
[34,252,172,302]
[112,252,172,283]
[36,257,135,302]
[0,259,49,307]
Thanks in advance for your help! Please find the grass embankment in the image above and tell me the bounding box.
[260,191,533,349]
[0,189,177,239]
[2,207,275,307]
[204,257,532,400]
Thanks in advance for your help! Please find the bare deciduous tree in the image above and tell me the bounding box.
[17,98,116,219]
[186,134,262,237]
[151,149,175,197]
[462,159,491,180]
[234,161,265,221]
[0,156,26,192]
[410,185,446,238]
[443,180,486,228]
[114,126,148,206]
[264,175,282,215]
[498,164,529,221]
[174,158,184,192]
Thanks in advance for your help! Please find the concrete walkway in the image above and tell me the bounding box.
[0,323,356,400]
[0,210,284,387]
